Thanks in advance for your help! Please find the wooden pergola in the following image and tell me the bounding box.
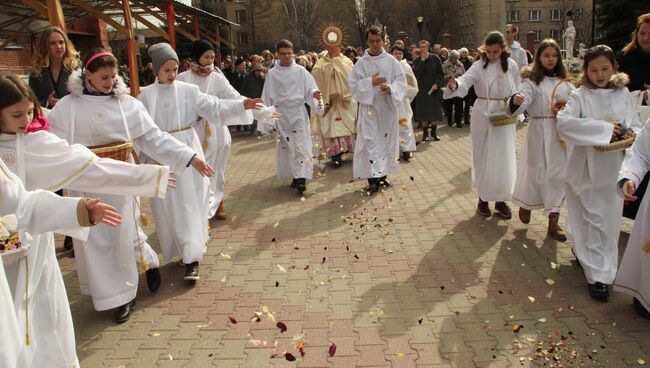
[0,0,239,95]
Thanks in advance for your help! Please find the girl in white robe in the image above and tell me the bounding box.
[178,40,276,220]
[508,39,574,241]
[615,119,650,319]
[0,74,171,366]
[48,49,210,321]
[557,45,642,300]
[139,42,262,281]
[262,51,321,194]
[0,159,120,368]
[349,45,407,193]
[391,46,419,161]
[445,32,521,219]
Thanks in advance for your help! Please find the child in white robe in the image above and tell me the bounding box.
[614,120,650,319]
[508,39,574,241]
[0,159,120,368]
[139,42,263,281]
[557,45,642,300]
[445,31,521,218]
[49,48,211,322]
[391,45,419,162]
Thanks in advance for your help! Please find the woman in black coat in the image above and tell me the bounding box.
[28,26,80,109]
[413,40,445,141]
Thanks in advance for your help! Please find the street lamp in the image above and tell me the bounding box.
[416,16,424,41]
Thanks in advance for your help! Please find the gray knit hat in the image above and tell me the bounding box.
[148,42,179,75]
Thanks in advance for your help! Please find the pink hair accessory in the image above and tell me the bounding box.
[84,52,114,69]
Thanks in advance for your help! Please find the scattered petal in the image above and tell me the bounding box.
[277,322,288,333]
[273,222,280,228]
[277,264,287,273]
[284,352,296,361]
[528,296,536,303]
[513,324,523,333]
[550,261,558,269]
[228,316,237,324]
[304,265,310,270]
[329,342,337,357]
[538,318,547,323]
[397,352,405,358]
[275,281,280,287]
[546,278,556,285]
[638,358,646,365]
[220,252,231,259]
[418,318,423,325]
[643,241,650,254]
[168,354,173,360]
[219,275,227,283]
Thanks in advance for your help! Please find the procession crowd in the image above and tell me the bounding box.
[1,12,650,368]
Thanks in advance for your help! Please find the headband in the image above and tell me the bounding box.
[84,52,114,69]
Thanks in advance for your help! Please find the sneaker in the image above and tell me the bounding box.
[184,262,200,281]
[588,282,609,300]
[477,199,491,217]
[494,202,512,219]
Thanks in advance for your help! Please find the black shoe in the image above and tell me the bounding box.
[456,123,463,128]
[63,236,73,251]
[184,262,200,281]
[295,178,306,194]
[146,267,161,292]
[290,178,297,188]
[401,152,411,162]
[588,282,609,300]
[364,178,380,194]
[115,299,136,323]
[634,298,650,319]
[422,126,430,142]
[378,176,391,187]
[432,134,440,141]
[331,154,342,168]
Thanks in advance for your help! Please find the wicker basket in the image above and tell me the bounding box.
[551,80,573,115]
[88,141,133,162]
[489,111,517,126]
[595,133,635,152]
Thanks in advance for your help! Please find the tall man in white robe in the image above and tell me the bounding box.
[349,26,408,193]
[261,39,321,194]
[391,44,419,162]
[506,24,529,70]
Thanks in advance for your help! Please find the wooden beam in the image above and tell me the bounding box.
[165,1,175,48]
[131,12,170,41]
[194,15,200,38]
[47,0,66,31]
[0,14,39,49]
[69,0,129,35]
[19,0,48,18]
[174,23,197,43]
[215,22,221,66]
[120,0,140,96]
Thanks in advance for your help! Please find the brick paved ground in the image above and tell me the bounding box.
[57,124,650,367]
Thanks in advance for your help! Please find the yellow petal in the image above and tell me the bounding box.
[528,296,536,303]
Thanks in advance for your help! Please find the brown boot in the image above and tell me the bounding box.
[477,199,491,217]
[215,201,226,220]
[548,212,567,241]
[518,207,531,224]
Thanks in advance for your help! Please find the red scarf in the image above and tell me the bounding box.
[26,112,49,133]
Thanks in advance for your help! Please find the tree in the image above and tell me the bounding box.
[596,0,650,52]
[280,0,322,50]
[413,0,450,43]
[353,0,368,47]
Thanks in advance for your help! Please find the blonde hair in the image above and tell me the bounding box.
[623,13,650,54]
[31,26,80,77]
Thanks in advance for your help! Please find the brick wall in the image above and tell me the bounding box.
[0,32,34,76]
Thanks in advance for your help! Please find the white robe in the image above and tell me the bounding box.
[177,70,252,217]
[262,60,319,180]
[349,49,407,179]
[0,160,86,368]
[557,85,642,284]
[397,59,419,153]
[0,130,169,368]
[49,91,195,311]
[138,81,245,264]
[443,58,521,201]
[614,120,650,310]
[510,77,573,213]
[509,41,529,70]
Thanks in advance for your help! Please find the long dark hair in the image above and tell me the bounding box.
[480,31,510,72]
[527,39,568,85]
[0,75,42,120]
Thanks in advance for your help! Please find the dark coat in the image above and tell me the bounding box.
[227,70,248,94]
[617,47,650,92]
[28,66,74,108]
[241,73,265,99]
[413,54,445,122]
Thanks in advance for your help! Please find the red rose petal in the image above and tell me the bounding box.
[228,316,237,324]
[328,342,337,357]
[284,352,296,361]
[276,321,288,333]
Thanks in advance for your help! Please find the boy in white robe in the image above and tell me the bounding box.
[262,39,321,194]
[557,45,642,300]
[139,42,263,281]
[49,49,211,322]
[506,24,529,70]
[349,26,408,194]
[391,44,419,162]
[615,119,650,319]
[0,158,120,368]
[445,31,521,218]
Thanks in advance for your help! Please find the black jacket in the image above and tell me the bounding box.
[617,47,650,91]
[241,74,265,99]
[28,66,74,108]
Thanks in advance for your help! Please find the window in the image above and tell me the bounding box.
[550,9,562,20]
[507,10,520,22]
[550,29,561,40]
[237,31,248,46]
[235,10,247,24]
[574,8,584,19]
[529,9,542,21]
[532,30,542,41]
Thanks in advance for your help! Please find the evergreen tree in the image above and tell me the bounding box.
[596,0,650,52]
